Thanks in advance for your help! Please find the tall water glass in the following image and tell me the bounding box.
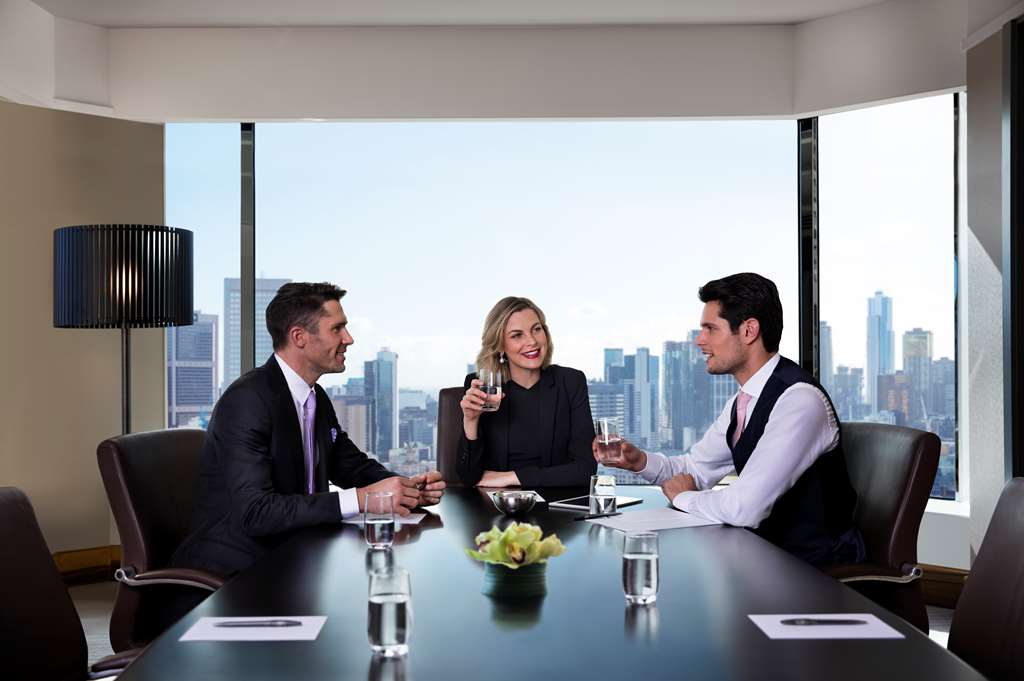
[589,474,617,514]
[368,567,412,657]
[622,532,659,605]
[594,418,623,464]
[365,491,396,549]
[477,368,503,412]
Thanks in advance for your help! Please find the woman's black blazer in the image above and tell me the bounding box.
[456,365,597,487]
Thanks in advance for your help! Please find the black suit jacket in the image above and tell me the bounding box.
[456,365,597,487]
[172,356,395,576]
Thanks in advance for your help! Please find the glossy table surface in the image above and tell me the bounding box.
[118,487,984,681]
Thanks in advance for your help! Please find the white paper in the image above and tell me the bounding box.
[342,512,427,526]
[748,614,904,640]
[180,616,327,642]
[587,506,721,531]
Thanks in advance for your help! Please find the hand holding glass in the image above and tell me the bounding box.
[477,369,503,412]
[595,418,623,464]
[368,567,412,657]
[623,532,659,605]
[365,492,396,549]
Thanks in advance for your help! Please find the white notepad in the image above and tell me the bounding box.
[586,506,721,531]
[748,613,904,639]
[180,616,327,641]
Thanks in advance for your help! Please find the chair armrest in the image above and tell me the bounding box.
[116,565,226,591]
[826,561,923,584]
[88,646,144,678]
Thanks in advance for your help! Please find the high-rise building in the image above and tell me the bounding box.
[930,357,956,418]
[877,371,912,426]
[902,328,933,425]
[167,311,218,428]
[833,365,865,420]
[662,341,687,450]
[819,321,834,396]
[365,348,399,457]
[330,396,371,453]
[588,381,626,427]
[710,374,737,424]
[623,348,657,449]
[223,277,291,390]
[866,291,894,412]
[604,348,625,385]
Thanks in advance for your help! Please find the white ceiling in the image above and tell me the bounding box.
[32,0,890,28]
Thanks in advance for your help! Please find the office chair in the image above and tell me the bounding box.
[947,478,1024,681]
[826,422,939,632]
[436,387,464,483]
[0,486,141,679]
[97,429,225,652]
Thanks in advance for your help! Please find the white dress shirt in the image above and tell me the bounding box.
[274,354,360,519]
[639,353,839,528]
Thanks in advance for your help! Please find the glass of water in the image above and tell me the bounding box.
[368,567,412,657]
[622,532,659,605]
[365,491,396,549]
[589,474,617,514]
[594,418,623,464]
[477,368,503,412]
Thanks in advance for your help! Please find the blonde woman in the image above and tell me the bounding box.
[458,296,597,487]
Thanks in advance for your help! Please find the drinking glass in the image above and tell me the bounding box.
[365,491,396,549]
[622,532,659,605]
[594,418,623,464]
[477,368,503,412]
[368,567,412,657]
[589,474,617,514]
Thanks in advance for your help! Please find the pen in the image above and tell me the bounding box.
[214,619,303,628]
[780,618,868,626]
[575,512,623,521]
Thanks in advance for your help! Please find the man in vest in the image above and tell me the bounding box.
[597,272,864,567]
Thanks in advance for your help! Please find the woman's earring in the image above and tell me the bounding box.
[499,352,506,364]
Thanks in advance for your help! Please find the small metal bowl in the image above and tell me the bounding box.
[491,490,538,516]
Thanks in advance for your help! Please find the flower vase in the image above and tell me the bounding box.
[481,562,547,599]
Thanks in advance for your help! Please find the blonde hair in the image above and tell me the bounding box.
[475,296,554,382]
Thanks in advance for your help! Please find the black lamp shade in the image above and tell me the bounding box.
[53,224,194,328]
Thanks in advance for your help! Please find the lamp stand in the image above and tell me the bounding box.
[122,323,131,435]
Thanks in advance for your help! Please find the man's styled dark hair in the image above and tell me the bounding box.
[266,282,347,350]
[698,273,783,353]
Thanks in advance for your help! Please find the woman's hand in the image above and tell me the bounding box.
[476,470,520,488]
[461,379,503,439]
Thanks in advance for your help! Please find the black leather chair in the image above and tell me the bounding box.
[97,429,226,652]
[825,422,939,632]
[0,487,141,679]
[948,478,1024,681]
[436,387,464,484]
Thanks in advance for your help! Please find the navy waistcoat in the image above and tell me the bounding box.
[727,356,860,566]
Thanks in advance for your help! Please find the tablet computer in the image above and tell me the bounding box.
[547,495,643,511]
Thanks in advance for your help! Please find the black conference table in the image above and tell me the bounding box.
[118,487,984,681]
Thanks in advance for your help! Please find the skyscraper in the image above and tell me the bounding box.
[930,357,956,418]
[604,348,625,385]
[366,348,399,457]
[819,320,834,396]
[866,290,894,413]
[662,341,687,450]
[167,311,218,428]
[877,371,912,426]
[588,381,625,428]
[833,365,865,420]
[223,277,291,390]
[902,327,933,425]
[623,348,657,449]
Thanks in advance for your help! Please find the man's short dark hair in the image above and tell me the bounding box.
[266,282,346,350]
[698,273,783,353]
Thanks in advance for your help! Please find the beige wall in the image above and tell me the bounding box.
[0,100,165,552]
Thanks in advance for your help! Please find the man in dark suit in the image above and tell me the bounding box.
[173,282,445,577]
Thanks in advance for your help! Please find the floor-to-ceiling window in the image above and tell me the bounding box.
[818,94,959,499]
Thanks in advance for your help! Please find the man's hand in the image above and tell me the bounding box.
[410,470,446,506]
[660,473,698,503]
[592,437,647,472]
[357,477,421,517]
[477,470,520,488]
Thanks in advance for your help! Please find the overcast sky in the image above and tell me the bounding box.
[166,94,954,394]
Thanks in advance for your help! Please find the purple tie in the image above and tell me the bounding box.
[303,391,317,494]
[732,391,752,447]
